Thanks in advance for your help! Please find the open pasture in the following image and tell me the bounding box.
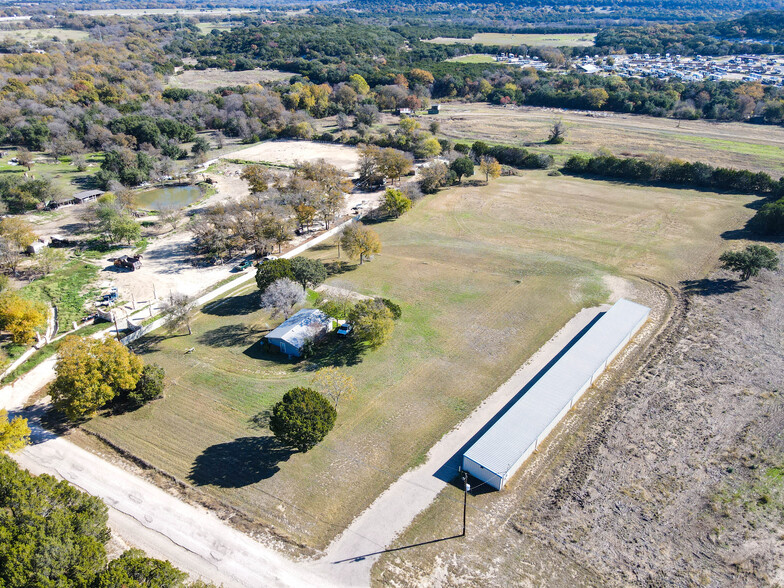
[0,28,89,43]
[80,172,755,550]
[437,102,784,177]
[166,67,291,91]
[426,32,596,47]
[223,140,360,174]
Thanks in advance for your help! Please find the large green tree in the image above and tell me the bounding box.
[719,244,779,281]
[348,298,395,348]
[255,258,294,292]
[93,549,187,588]
[51,336,144,421]
[382,188,412,218]
[450,157,474,183]
[269,387,337,452]
[290,257,327,290]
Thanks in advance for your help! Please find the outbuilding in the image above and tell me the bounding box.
[264,308,335,358]
[73,189,104,204]
[462,298,650,490]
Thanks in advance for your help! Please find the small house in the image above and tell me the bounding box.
[264,308,334,358]
[73,190,104,204]
[395,107,413,116]
[428,104,440,114]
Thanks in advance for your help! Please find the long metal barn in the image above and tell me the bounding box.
[462,298,651,490]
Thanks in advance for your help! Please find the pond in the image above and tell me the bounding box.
[135,185,203,211]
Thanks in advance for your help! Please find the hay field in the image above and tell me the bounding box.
[447,54,497,63]
[0,28,89,43]
[437,103,784,176]
[223,140,360,174]
[80,172,755,550]
[166,68,291,91]
[426,32,596,47]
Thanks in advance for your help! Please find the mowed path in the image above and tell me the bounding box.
[310,305,610,586]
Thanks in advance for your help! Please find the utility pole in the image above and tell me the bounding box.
[462,471,470,537]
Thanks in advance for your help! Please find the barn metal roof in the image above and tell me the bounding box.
[265,308,332,350]
[463,298,650,480]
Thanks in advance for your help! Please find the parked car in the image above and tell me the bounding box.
[260,255,278,263]
[336,323,353,336]
[234,259,253,271]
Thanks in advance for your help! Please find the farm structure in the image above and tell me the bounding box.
[462,298,650,490]
[264,308,334,358]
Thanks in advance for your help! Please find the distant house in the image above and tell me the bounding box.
[395,107,413,116]
[48,195,77,209]
[265,309,335,358]
[73,190,104,204]
[428,104,440,114]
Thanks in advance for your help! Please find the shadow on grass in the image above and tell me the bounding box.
[202,291,259,317]
[189,436,293,488]
[129,335,166,355]
[198,323,268,348]
[325,260,358,276]
[681,278,750,296]
[296,333,367,369]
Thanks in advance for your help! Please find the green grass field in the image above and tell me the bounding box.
[0,151,102,194]
[447,54,497,63]
[427,32,596,47]
[80,172,756,550]
[0,28,89,43]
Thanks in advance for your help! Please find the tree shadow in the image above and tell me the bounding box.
[202,291,259,316]
[129,335,166,355]
[188,436,293,488]
[296,333,367,369]
[12,404,61,444]
[681,278,750,296]
[325,260,358,276]
[197,323,268,348]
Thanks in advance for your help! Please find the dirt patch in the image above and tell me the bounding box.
[224,140,360,175]
[374,258,784,586]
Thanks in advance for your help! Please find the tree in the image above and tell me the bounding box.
[382,188,412,218]
[0,409,29,452]
[51,336,143,421]
[0,293,47,345]
[548,119,567,144]
[191,136,210,156]
[164,293,195,336]
[16,147,33,171]
[479,156,502,184]
[719,245,779,281]
[377,148,413,184]
[260,278,305,318]
[0,216,37,250]
[93,548,187,588]
[290,257,327,290]
[340,224,381,264]
[419,161,450,194]
[349,298,395,348]
[126,364,165,406]
[450,157,474,183]
[158,205,180,231]
[349,73,370,95]
[35,247,67,276]
[0,454,110,585]
[241,164,273,193]
[269,387,337,452]
[256,258,294,292]
[311,366,357,410]
[110,214,141,245]
[293,203,317,231]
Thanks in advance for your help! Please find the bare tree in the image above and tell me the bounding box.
[547,119,567,144]
[260,278,305,318]
[164,293,194,336]
[158,205,180,231]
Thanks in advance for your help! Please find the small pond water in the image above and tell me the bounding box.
[136,185,202,211]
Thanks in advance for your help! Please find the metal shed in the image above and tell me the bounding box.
[462,298,650,490]
[265,309,334,358]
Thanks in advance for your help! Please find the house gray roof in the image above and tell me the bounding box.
[73,190,104,201]
[265,308,333,350]
[463,298,650,479]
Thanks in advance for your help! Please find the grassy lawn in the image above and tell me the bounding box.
[21,260,100,331]
[427,32,596,47]
[0,28,90,43]
[447,54,497,63]
[0,151,102,194]
[435,103,784,177]
[79,172,755,550]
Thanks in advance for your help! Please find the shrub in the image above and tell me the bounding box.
[127,364,165,406]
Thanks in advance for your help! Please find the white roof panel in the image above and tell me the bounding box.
[463,299,650,478]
